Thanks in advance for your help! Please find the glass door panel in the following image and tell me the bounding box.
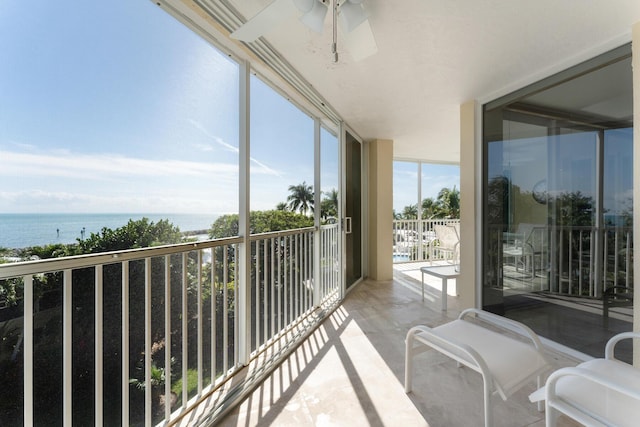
[345,130,362,289]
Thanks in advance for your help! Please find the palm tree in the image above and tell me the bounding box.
[321,188,339,220]
[435,186,460,218]
[275,202,288,211]
[421,197,437,219]
[402,204,418,219]
[287,181,314,215]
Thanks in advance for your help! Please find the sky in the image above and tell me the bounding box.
[393,162,460,213]
[0,1,456,215]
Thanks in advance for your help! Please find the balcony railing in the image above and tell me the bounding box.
[0,224,340,426]
[486,224,633,298]
[393,219,460,263]
[394,220,633,300]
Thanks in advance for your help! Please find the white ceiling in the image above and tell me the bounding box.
[180,0,640,163]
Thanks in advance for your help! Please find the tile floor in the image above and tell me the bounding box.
[217,266,584,426]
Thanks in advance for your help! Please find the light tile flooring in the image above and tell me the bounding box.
[218,264,583,426]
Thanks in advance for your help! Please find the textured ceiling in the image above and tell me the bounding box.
[188,0,640,163]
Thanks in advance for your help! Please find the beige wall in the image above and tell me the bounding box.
[367,139,394,281]
[459,100,478,310]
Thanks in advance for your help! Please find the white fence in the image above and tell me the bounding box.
[393,219,460,263]
[0,225,341,426]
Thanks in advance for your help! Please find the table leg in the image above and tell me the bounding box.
[421,271,425,301]
[441,278,448,311]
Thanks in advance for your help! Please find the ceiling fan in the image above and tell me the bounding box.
[230,0,377,62]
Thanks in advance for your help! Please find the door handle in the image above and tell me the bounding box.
[345,217,352,234]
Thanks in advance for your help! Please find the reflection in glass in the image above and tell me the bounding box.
[482,48,633,360]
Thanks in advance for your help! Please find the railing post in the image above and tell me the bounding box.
[121,261,130,426]
[164,255,172,422]
[144,258,152,426]
[197,250,203,395]
[95,265,104,427]
[181,253,188,408]
[63,269,72,425]
[24,275,34,427]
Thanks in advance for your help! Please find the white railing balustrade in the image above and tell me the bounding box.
[0,226,340,426]
[485,224,633,299]
[393,219,460,263]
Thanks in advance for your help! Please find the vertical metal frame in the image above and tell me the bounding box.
[339,122,346,298]
[238,59,251,365]
[340,122,367,294]
[313,118,322,307]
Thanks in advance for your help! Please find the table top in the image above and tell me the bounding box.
[420,264,460,278]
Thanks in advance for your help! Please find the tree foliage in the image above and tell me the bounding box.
[397,186,460,220]
[286,181,314,215]
[320,188,338,221]
[209,210,314,238]
[76,218,183,253]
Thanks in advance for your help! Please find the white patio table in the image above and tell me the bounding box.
[420,264,459,311]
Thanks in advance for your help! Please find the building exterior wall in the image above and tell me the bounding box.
[368,139,394,281]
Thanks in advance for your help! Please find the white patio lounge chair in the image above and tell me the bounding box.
[532,331,640,427]
[433,224,459,264]
[405,308,550,427]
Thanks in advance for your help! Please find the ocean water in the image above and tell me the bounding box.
[0,213,218,249]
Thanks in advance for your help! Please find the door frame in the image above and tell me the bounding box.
[340,123,367,296]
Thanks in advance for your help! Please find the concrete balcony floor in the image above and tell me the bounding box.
[219,263,582,426]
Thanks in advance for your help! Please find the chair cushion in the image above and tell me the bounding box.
[431,319,549,398]
[555,358,640,427]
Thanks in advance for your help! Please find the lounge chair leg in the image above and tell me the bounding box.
[536,375,543,412]
[405,334,413,393]
[483,376,493,427]
[545,404,559,427]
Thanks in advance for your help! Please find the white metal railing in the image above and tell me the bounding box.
[551,225,633,297]
[320,223,340,301]
[0,226,341,426]
[487,224,633,299]
[393,219,460,263]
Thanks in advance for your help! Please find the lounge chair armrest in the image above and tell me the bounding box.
[546,365,640,402]
[605,332,640,360]
[459,308,545,352]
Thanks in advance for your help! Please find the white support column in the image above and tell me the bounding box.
[367,139,393,281]
[460,100,478,309]
[238,60,251,365]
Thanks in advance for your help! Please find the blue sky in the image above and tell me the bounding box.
[393,162,460,213]
[0,1,456,215]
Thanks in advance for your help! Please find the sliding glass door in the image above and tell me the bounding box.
[482,45,633,360]
[344,129,362,290]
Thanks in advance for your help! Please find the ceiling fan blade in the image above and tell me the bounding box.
[230,0,298,42]
[344,19,377,61]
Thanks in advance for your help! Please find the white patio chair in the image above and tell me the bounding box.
[433,224,459,264]
[405,309,550,427]
[534,331,640,427]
